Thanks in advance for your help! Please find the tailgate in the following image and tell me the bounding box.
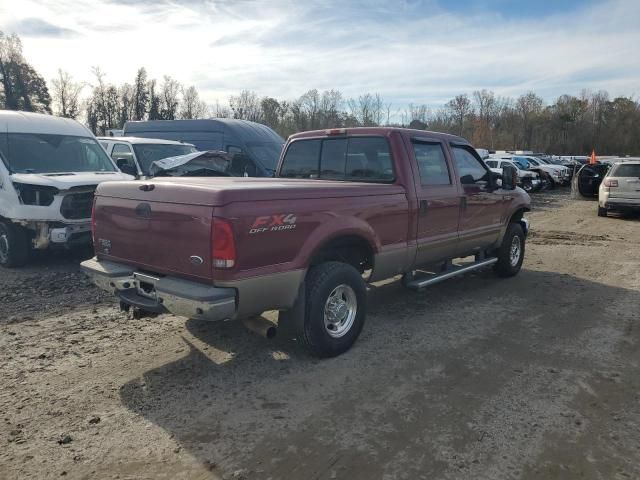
[94,195,213,281]
[609,177,640,200]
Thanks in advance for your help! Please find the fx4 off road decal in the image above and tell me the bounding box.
[249,214,297,234]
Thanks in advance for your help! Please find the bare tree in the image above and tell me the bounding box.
[229,90,262,122]
[51,69,83,118]
[160,75,180,120]
[446,94,472,136]
[211,99,231,118]
[180,85,208,119]
[348,93,385,126]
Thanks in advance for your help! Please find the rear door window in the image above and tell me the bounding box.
[412,141,451,185]
[280,136,393,182]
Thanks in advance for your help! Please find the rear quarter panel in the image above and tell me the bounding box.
[212,186,410,282]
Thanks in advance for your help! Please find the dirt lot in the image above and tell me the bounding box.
[1,189,639,480]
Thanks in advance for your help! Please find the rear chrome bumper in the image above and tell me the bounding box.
[80,257,236,322]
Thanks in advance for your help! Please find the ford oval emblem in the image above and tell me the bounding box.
[190,255,204,266]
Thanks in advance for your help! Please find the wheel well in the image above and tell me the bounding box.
[509,208,528,224]
[309,235,374,274]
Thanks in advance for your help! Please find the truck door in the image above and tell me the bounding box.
[449,143,503,253]
[410,139,461,265]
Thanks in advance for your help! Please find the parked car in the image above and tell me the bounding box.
[598,161,640,216]
[511,156,564,187]
[521,156,570,185]
[82,127,530,357]
[0,111,132,267]
[123,119,284,177]
[98,137,197,178]
[485,157,543,192]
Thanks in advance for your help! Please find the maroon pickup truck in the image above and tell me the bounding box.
[81,127,530,356]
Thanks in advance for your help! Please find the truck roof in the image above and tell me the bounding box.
[288,127,469,144]
[0,110,93,137]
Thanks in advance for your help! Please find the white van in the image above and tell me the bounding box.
[0,111,132,267]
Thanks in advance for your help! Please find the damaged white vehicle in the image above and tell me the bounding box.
[0,111,132,267]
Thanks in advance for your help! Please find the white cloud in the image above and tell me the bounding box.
[0,0,638,108]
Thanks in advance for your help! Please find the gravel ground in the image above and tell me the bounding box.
[1,189,639,480]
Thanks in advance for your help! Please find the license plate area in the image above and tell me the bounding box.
[133,272,160,300]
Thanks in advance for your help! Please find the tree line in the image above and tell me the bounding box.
[2,31,640,155]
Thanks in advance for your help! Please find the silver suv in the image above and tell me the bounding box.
[598,161,640,216]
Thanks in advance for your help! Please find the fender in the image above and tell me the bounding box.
[291,214,381,271]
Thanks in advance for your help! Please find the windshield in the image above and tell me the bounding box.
[246,142,283,171]
[132,144,197,174]
[0,133,116,174]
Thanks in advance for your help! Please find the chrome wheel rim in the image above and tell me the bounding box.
[509,235,522,267]
[0,231,9,264]
[323,284,357,338]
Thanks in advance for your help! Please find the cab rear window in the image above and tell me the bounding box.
[280,136,394,182]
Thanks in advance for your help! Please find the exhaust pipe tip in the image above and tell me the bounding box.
[242,316,277,339]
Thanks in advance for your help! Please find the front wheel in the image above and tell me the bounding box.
[289,262,367,357]
[522,180,533,193]
[494,223,525,277]
[0,221,30,268]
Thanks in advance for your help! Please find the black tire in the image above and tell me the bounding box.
[494,223,525,278]
[284,261,367,357]
[597,206,607,217]
[0,221,30,268]
[522,180,533,193]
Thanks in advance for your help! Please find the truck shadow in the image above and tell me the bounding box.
[118,269,640,479]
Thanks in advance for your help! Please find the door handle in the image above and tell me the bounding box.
[419,200,429,215]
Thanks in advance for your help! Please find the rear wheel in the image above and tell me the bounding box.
[283,261,367,357]
[494,223,525,278]
[0,221,30,268]
[597,206,607,217]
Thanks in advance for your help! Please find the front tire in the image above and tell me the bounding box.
[0,221,30,268]
[289,262,367,357]
[494,223,525,278]
[597,206,607,217]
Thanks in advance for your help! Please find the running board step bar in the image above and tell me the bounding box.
[404,257,498,290]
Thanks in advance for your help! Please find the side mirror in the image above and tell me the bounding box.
[116,158,138,178]
[502,165,517,190]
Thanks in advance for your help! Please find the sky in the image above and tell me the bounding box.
[0,0,639,110]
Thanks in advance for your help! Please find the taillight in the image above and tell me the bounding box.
[91,198,97,245]
[212,218,236,269]
[604,179,618,187]
[325,128,346,135]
